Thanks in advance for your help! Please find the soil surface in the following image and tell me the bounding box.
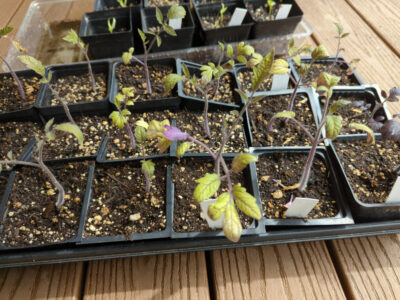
[201,14,232,29]
[49,73,107,106]
[246,2,280,21]
[106,0,140,9]
[0,176,8,199]
[256,152,339,219]
[0,161,90,247]
[106,110,174,160]
[172,158,252,232]
[84,159,168,238]
[297,62,359,86]
[237,68,294,93]
[248,93,316,146]
[183,73,238,105]
[116,63,175,100]
[0,121,42,163]
[0,74,40,112]
[43,115,110,160]
[147,0,184,6]
[176,109,247,153]
[334,139,400,203]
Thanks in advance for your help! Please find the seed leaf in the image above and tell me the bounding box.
[176,141,191,158]
[54,123,84,146]
[193,173,221,203]
[164,73,182,95]
[141,160,155,179]
[329,100,351,114]
[349,122,376,144]
[156,7,163,24]
[326,115,342,139]
[0,26,13,37]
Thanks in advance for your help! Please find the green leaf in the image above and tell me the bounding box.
[233,185,261,220]
[252,48,274,91]
[138,29,146,43]
[292,55,301,66]
[271,59,289,75]
[114,93,125,108]
[135,126,147,143]
[156,7,163,25]
[63,29,82,46]
[109,111,126,129]
[271,110,295,120]
[223,201,242,242]
[164,73,182,95]
[117,0,127,7]
[299,63,310,75]
[326,115,342,139]
[200,65,213,82]
[163,24,176,36]
[182,63,190,78]
[158,137,172,153]
[236,55,247,63]
[121,109,131,116]
[232,153,258,173]
[7,151,13,160]
[0,26,13,37]
[329,99,351,114]
[122,87,134,97]
[311,45,329,60]
[54,123,84,146]
[18,55,45,77]
[44,118,54,133]
[167,4,186,19]
[218,41,225,52]
[320,72,340,87]
[141,160,155,179]
[348,123,375,144]
[235,88,248,102]
[334,22,343,35]
[156,35,162,47]
[288,38,294,50]
[147,119,170,139]
[227,44,234,58]
[208,192,230,220]
[122,48,133,65]
[176,141,191,158]
[193,173,221,203]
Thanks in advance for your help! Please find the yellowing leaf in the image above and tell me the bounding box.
[349,123,375,144]
[176,141,191,158]
[271,110,295,120]
[167,4,186,19]
[311,45,329,60]
[141,160,155,179]
[223,202,242,242]
[164,74,182,95]
[193,173,221,203]
[271,59,289,75]
[135,126,147,143]
[18,55,45,77]
[54,122,84,146]
[136,119,149,129]
[147,120,169,139]
[326,115,342,139]
[233,185,261,220]
[208,192,230,220]
[158,137,172,153]
[232,153,258,173]
[252,49,274,91]
[12,40,27,53]
[330,100,351,114]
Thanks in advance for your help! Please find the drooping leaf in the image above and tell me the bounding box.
[218,41,225,52]
[18,55,45,77]
[138,28,146,42]
[252,48,274,91]
[167,4,186,19]
[176,141,191,158]
[349,122,376,144]
[223,201,242,242]
[270,59,289,75]
[164,73,183,95]
[233,184,261,220]
[157,137,172,153]
[0,26,13,37]
[271,110,295,120]
[329,99,351,114]
[54,122,84,146]
[163,125,188,140]
[235,88,248,102]
[326,115,342,139]
[311,45,329,60]
[141,160,155,179]
[232,153,258,173]
[193,173,221,203]
[208,192,230,220]
[44,118,55,133]
[11,39,27,53]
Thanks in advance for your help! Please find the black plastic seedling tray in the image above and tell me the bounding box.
[93,0,142,11]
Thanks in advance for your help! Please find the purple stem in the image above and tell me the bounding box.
[327,37,342,73]
[79,45,95,92]
[143,171,151,193]
[48,84,77,125]
[142,35,157,95]
[0,55,26,100]
[121,95,136,150]
[187,136,216,160]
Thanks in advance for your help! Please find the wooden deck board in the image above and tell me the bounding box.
[210,242,346,300]
[84,252,210,300]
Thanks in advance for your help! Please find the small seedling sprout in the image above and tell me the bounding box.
[141,160,155,193]
[63,29,95,92]
[122,4,186,95]
[108,18,116,33]
[117,0,127,7]
[0,119,83,209]
[267,0,276,18]
[214,3,227,27]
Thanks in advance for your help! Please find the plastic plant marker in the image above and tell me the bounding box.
[387,177,400,203]
[169,18,182,30]
[199,198,223,228]
[284,197,319,218]
[228,8,248,26]
[271,73,290,91]
[275,4,292,20]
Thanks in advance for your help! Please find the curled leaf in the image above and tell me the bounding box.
[208,192,230,220]
[271,59,289,75]
[326,115,342,139]
[349,122,375,144]
[54,123,84,146]
[164,74,182,95]
[329,100,351,114]
[176,141,191,158]
[311,45,329,60]
[232,153,258,173]
[233,185,261,220]
[223,201,242,242]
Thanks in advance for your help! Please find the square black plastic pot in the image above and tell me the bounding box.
[170,154,265,239]
[141,4,195,53]
[194,1,254,45]
[77,159,172,244]
[110,58,181,112]
[0,162,94,251]
[79,8,134,59]
[289,56,364,88]
[192,0,225,6]
[176,59,242,109]
[249,146,354,226]
[143,0,189,7]
[0,69,44,122]
[243,88,320,147]
[329,134,400,222]
[93,0,142,11]
[37,60,112,119]
[244,0,303,38]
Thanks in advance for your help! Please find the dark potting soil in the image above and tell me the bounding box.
[116,64,175,100]
[84,159,168,238]
[0,121,42,162]
[43,115,110,160]
[0,176,7,199]
[248,94,316,146]
[245,1,281,22]
[147,0,183,6]
[183,73,238,105]
[106,1,140,9]
[297,62,359,86]
[172,158,252,232]
[256,152,339,219]
[201,14,232,29]
[0,74,40,112]
[50,73,107,106]
[334,139,400,203]
[106,110,174,160]
[0,161,91,247]
[176,109,247,153]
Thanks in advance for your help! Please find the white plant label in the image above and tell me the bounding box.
[228,8,248,26]
[275,4,292,20]
[284,197,319,218]
[169,18,182,30]
[271,73,290,91]
[199,199,223,228]
[387,177,400,203]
